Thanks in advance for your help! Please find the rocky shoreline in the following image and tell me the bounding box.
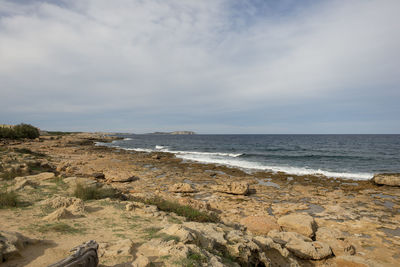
[1,133,399,266]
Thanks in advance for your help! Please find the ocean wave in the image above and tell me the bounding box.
[239,153,367,160]
[95,142,373,180]
[123,138,133,141]
[174,153,373,180]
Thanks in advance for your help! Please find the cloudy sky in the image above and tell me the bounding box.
[0,0,399,133]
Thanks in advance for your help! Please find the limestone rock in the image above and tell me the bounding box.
[168,183,196,193]
[104,170,139,183]
[213,181,249,195]
[41,196,85,215]
[42,207,75,221]
[373,173,400,186]
[178,197,210,211]
[286,239,332,260]
[132,253,151,267]
[240,215,280,235]
[26,172,55,181]
[315,227,355,256]
[268,230,332,260]
[8,177,38,191]
[99,239,134,257]
[0,231,37,262]
[160,224,196,244]
[277,213,317,238]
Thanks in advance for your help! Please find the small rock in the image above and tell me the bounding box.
[240,215,280,235]
[41,196,85,215]
[213,181,249,195]
[169,183,196,193]
[92,172,105,179]
[373,173,400,186]
[277,213,317,238]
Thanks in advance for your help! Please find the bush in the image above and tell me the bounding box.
[73,183,117,200]
[140,197,219,223]
[0,168,23,180]
[0,191,18,208]
[0,124,39,139]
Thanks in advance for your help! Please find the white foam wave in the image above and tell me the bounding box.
[174,153,373,180]
[95,142,372,180]
[123,138,132,141]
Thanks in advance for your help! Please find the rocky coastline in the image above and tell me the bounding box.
[1,133,399,266]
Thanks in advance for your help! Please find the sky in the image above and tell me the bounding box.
[0,0,399,134]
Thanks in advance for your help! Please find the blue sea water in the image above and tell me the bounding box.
[99,134,400,180]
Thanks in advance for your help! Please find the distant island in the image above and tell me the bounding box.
[147,131,196,135]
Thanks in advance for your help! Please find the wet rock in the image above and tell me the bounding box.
[373,173,400,186]
[168,183,196,193]
[0,231,38,262]
[315,227,355,256]
[277,213,317,238]
[213,181,249,195]
[240,215,280,235]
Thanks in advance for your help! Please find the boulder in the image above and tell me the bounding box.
[315,227,355,256]
[168,183,196,193]
[213,181,249,195]
[240,215,280,235]
[286,239,332,260]
[0,231,38,262]
[268,230,332,260]
[277,213,317,238]
[373,173,400,186]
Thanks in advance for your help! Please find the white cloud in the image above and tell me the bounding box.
[0,0,399,132]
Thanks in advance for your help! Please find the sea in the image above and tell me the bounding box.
[97,134,400,180]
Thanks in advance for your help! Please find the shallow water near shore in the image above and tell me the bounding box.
[100,134,400,180]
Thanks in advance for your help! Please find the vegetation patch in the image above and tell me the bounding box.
[47,131,77,136]
[174,252,207,267]
[0,168,23,180]
[73,183,118,200]
[27,222,84,234]
[137,197,219,223]
[0,191,18,208]
[14,148,46,157]
[0,124,40,139]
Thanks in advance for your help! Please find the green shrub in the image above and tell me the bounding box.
[0,124,39,139]
[138,197,219,223]
[14,148,46,157]
[73,183,117,200]
[0,191,18,208]
[0,168,23,180]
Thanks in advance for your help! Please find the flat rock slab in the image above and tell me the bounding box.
[373,173,400,186]
[240,215,280,235]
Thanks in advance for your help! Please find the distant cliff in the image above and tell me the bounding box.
[147,131,196,135]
